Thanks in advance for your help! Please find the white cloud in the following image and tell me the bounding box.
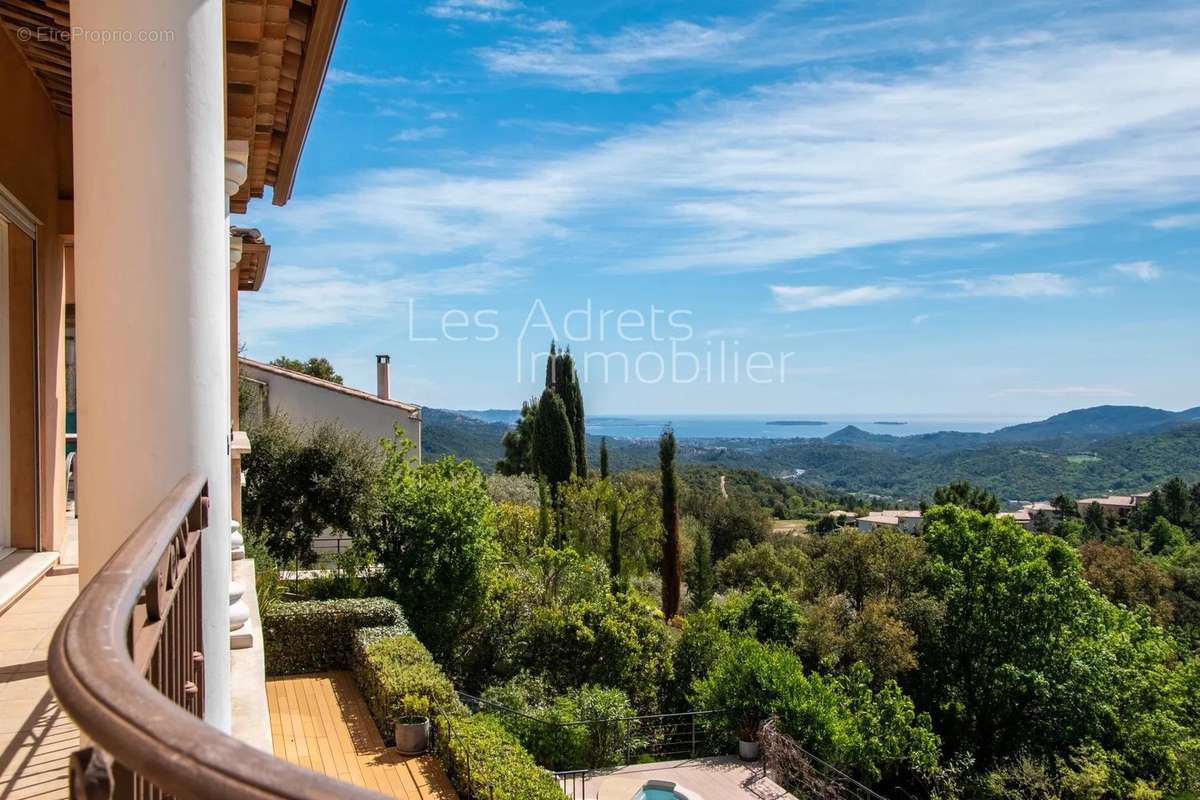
[994,386,1136,398]
[392,126,447,142]
[912,314,931,325]
[479,20,751,92]
[771,284,910,312]
[498,118,602,136]
[1150,212,1200,229]
[427,0,521,23]
[276,25,1200,275]
[1112,260,1161,281]
[951,272,1075,298]
[240,262,527,336]
[327,68,412,87]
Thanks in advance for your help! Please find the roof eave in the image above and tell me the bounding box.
[271,0,347,207]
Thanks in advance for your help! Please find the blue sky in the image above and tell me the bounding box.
[241,0,1200,417]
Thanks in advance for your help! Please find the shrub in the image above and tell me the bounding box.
[717,586,804,646]
[693,638,940,785]
[435,712,565,800]
[366,447,499,663]
[521,593,674,713]
[243,414,383,566]
[242,526,281,618]
[483,677,638,770]
[486,474,540,507]
[352,629,461,740]
[262,598,406,675]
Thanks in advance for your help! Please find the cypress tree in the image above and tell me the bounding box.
[609,506,621,595]
[690,530,715,609]
[659,427,682,619]
[545,341,557,389]
[537,476,552,545]
[600,437,620,592]
[556,350,588,478]
[532,388,575,511]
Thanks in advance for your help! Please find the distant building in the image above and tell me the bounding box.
[998,510,1033,530]
[1076,495,1137,519]
[857,509,923,533]
[240,355,421,454]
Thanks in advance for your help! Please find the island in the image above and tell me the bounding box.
[873,421,908,426]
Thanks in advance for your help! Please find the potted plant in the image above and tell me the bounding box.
[735,717,761,761]
[394,695,431,755]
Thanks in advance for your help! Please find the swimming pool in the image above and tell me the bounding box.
[631,780,702,800]
[634,791,679,800]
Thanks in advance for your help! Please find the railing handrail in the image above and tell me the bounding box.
[48,473,389,799]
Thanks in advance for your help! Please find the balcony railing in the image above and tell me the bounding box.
[47,473,389,800]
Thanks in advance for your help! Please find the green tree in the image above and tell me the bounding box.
[718,586,804,646]
[703,496,774,560]
[687,529,716,609]
[1083,501,1111,539]
[1135,488,1168,530]
[1163,476,1193,528]
[808,528,929,606]
[242,414,381,565]
[521,593,673,713]
[716,541,809,593]
[1052,494,1080,519]
[558,476,660,575]
[916,505,1193,778]
[660,428,683,619]
[269,355,343,384]
[496,399,538,476]
[536,476,553,546]
[692,639,941,784]
[1079,541,1175,625]
[542,343,587,479]
[366,445,499,662]
[532,389,576,533]
[1148,515,1188,555]
[599,437,621,593]
[928,481,1000,515]
[559,350,588,479]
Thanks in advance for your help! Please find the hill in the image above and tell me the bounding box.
[421,404,1200,502]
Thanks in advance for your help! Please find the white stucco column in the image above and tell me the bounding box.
[73,0,233,731]
[225,146,252,651]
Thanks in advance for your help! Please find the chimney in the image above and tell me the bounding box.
[376,354,391,400]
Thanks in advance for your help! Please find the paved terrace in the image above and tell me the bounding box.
[587,757,798,800]
[0,572,79,800]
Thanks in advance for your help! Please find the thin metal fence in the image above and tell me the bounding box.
[554,769,588,800]
[760,717,893,800]
[430,703,497,800]
[457,692,725,770]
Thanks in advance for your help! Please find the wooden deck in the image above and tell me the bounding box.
[267,672,457,799]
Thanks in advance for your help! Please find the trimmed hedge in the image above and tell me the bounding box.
[263,598,406,675]
[352,628,461,739]
[435,712,565,800]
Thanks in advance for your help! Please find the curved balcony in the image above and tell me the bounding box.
[47,474,388,799]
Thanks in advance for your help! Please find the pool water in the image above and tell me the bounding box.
[634,791,679,800]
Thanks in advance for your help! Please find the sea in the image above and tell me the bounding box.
[459,411,1031,441]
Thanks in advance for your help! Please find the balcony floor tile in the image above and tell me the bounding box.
[0,573,78,800]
